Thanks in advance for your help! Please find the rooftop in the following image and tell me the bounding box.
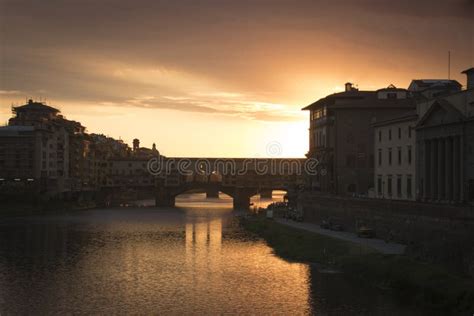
[12,99,60,113]
[302,90,415,111]
[461,67,474,74]
[408,79,461,91]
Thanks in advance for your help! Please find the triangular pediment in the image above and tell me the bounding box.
[417,99,465,128]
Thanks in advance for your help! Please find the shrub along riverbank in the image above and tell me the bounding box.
[240,216,474,314]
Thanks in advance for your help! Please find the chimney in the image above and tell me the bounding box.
[461,67,474,90]
[133,138,140,151]
[345,82,358,92]
[345,82,352,92]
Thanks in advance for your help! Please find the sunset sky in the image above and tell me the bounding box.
[0,0,472,157]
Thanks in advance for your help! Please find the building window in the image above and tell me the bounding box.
[408,126,412,138]
[398,147,402,165]
[378,130,382,142]
[377,176,382,195]
[407,146,412,164]
[311,108,326,120]
[388,129,392,140]
[407,175,412,198]
[387,93,397,99]
[387,175,392,196]
[398,127,401,139]
[397,175,402,197]
[388,148,392,165]
[378,149,382,166]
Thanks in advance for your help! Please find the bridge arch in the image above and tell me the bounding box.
[155,182,259,209]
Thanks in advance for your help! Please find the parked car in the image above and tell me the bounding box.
[320,220,330,229]
[357,226,375,238]
[320,219,344,231]
[329,223,344,231]
[287,207,303,222]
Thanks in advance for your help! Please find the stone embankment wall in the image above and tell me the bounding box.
[299,192,474,276]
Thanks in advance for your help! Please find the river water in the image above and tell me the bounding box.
[0,193,421,315]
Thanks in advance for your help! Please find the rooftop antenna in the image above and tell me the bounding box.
[448,51,451,80]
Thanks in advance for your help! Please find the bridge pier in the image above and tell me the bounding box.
[155,187,175,207]
[206,188,219,199]
[260,189,272,199]
[232,188,255,210]
[233,195,250,209]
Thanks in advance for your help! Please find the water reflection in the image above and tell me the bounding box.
[0,194,420,315]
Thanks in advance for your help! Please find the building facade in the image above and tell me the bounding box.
[105,158,156,187]
[2,100,71,195]
[373,112,417,200]
[415,69,474,203]
[302,83,416,196]
[1,100,162,201]
[0,126,41,180]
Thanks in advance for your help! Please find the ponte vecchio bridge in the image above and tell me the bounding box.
[149,157,310,209]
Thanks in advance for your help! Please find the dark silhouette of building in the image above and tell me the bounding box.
[302,83,416,196]
[415,68,474,203]
[408,79,462,99]
[0,100,156,199]
[1,100,71,195]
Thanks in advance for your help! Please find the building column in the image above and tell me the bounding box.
[438,138,445,201]
[445,137,453,201]
[431,139,438,200]
[453,136,460,201]
[424,140,431,200]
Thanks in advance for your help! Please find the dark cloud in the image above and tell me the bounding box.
[1,0,472,120]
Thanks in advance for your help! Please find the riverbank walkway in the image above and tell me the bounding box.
[275,218,406,255]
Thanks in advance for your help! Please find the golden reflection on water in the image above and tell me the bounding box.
[16,202,311,314]
[0,194,422,315]
[182,213,311,315]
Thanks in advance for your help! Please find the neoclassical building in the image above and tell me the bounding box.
[415,68,474,203]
